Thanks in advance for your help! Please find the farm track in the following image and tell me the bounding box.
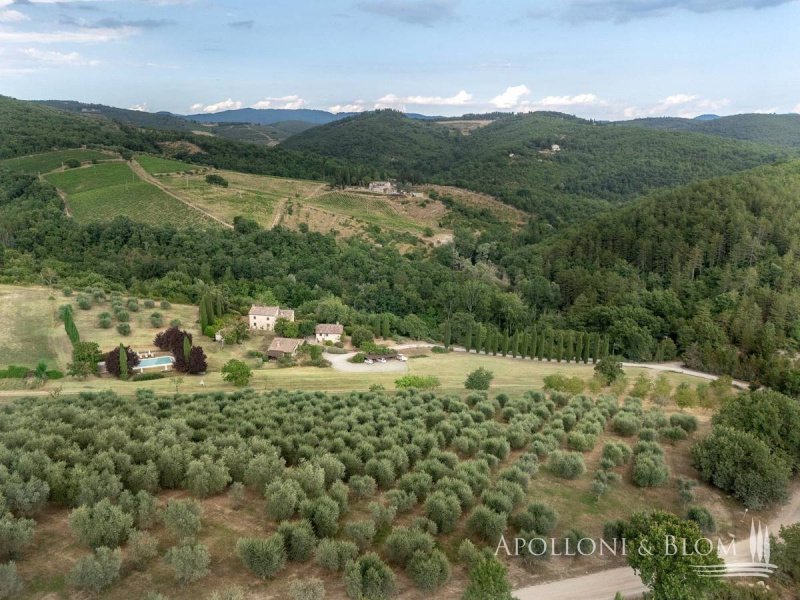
[129,160,234,229]
[270,198,286,228]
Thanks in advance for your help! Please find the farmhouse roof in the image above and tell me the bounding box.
[316,323,344,335]
[278,309,295,320]
[249,305,279,317]
[268,337,302,353]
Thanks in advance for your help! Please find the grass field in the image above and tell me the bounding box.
[305,192,434,235]
[0,149,116,174]
[45,162,218,228]
[136,154,197,175]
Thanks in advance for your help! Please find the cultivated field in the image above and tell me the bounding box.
[45,162,218,228]
[135,155,198,175]
[0,148,116,174]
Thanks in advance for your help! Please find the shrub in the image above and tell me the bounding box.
[244,452,285,491]
[277,520,317,561]
[304,496,340,538]
[660,425,689,443]
[601,442,632,467]
[98,315,113,329]
[115,310,130,322]
[343,519,376,550]
[163,499,202,539]
[692,426,791,509]
[236,535,285,579]
[350,326,374,348]
[407,548,450,591]
[594,356,624,383]
[343,552,395,600]
[349,475,377,499]
[69,499,133,548]
[465,506,507,543]
[222,359,252,387]
[0,515,35,560]
[265,480,304,521]
[548,451,586,479]
[773,523,800,584]
[160,300,171,309]
[512,502,558,535]
[385,527,435,566]
[229,482,245,509]
[465,367,494,391]
[462,557,515,600]
[164,541,210,585]
[457,539,485,570]
[0,562,23,599]
[206,173,229,187]
[117,323,131,336]
[364,458,395,489]
[424,491,461,533]
[289,463,326,498]
[632,453,669,487]
[184,457,231,497]
[143,299,156,309]
[567,431,597,452]
[150,313,164,328]
[686,506,716,533]
[129,530,159,569]
[76,295,92,310]
[314,539,358,572]
[289,578,325,600]
[69,547,122,594]
[395,375,440,390]
[612,413,640,436]
[670,413,699,433]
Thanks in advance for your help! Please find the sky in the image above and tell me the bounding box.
[1,0,799,119]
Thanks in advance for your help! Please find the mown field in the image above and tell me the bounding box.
[0,149,116,174]
[136,155,198,175]
[44,162,217,228]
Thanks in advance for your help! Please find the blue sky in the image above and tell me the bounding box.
[1,0,799,118]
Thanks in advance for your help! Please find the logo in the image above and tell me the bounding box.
[691,520,777,579]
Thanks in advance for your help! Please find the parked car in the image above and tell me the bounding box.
[396,354,407,362]
[377,357,387,364]
[365,358,374,365]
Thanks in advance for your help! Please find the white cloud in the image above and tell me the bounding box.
[0,27,135,44]
[329,101,368,113]
[490,85,531,109]
[623,93,731,118]
[190,98,243,113]
[0,8,28,22]
[793,103,800,114]
[129,103,149,112]
[251,95,306,110]
[374,90,471,110]
[19,47,99,66]
[518,93,604,111]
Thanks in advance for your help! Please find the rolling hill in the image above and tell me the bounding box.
[623,113,800,148]
[282,109,794,223]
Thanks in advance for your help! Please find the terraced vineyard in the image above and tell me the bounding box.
[0,148,116,174]
[45,162,216,227]
[136,154,198,175]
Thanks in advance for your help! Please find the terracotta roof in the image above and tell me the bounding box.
[278,309,295,320]
[316,323,344,335]
[249,305,279,317]
[268,337,302,353]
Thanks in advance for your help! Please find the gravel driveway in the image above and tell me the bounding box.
[326,351,408,374]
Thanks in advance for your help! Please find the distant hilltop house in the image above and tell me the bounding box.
[315,323,344,343]
[551,144,561,152]
[368,181,396,194]
[248,305,295,331]
[267,337,302,359]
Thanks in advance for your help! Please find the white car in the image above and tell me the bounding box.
[396,354,407,362]
[377,357,387,364]
[364,358,374,365]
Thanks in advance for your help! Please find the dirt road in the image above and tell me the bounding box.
[513,482,800,599]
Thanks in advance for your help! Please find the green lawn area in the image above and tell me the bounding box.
[0,286,67,369]
[0,149,115,174]
[45,162,217,228]
[308,191,427,233]
[136,154,197,175]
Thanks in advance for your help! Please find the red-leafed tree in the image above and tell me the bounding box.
[154,326,192,354]
[187,346,208,374]
[105,345,140,378]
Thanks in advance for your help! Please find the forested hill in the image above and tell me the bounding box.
[532,160,800,386]
[282,110,793,223]
[624,113,800,148]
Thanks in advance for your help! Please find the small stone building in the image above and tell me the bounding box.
[267,337,302,359]
[248,305,295,331]
[315,323,344,344]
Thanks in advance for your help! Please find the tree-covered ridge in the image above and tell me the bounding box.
[282,110,793,222]
[624,113,800,148]
[535,161,800,385]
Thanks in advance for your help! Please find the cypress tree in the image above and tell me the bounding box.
[556,332,564,362]
[203,293,215,324]
[501,331,509,356]
[530,327,538,360]
[575,333,584,364]
[183,335,192,363]
[492,331,499,356]
[593,334,601,363]
[566,332,575,363]
[464,323,473,352]
[64,311,80,345]
[214,293,223,320]
[654,339,664,362]
[602,336,610,359]
[199,301,209,333]
[443,321,452,349]
[583,334,591,364]
[510,332,519,358]
[483,329,492,355]
[381,314,391,338]
[474,325,483,354]
[119,343,128,381]
[519,331,529,358]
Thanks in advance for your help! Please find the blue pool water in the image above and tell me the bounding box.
[138,356,174,368]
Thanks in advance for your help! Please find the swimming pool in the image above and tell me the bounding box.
[136,355,174,372]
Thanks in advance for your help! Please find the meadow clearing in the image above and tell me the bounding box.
[0,148,116,174]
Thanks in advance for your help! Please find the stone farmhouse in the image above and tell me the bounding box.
[248,305,295,331]
[315,323,344,343]
[267,337,302,359]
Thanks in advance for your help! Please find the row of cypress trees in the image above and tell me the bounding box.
[446,323,610,364]
[199,291,225,335]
